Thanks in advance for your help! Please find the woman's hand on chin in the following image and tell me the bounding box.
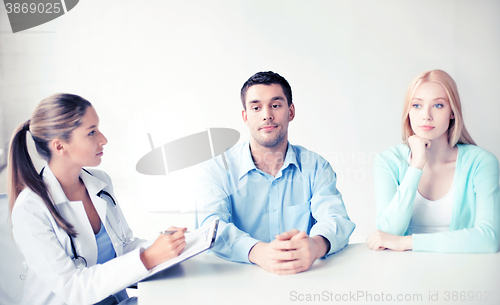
[408,135,431,170]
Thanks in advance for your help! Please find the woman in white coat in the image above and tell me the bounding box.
[8,93,186,305]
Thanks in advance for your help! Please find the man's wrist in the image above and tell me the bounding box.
[312,235,330,259]
[248,242,263,264]
[320,235,331,256]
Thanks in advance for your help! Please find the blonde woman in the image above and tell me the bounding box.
[8,94,186,305]
[366,70,499,253]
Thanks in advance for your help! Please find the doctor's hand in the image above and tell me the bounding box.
[248,229,328,275]
[366,230,412,251]
[140,227,187,270]
[408,135,431,170]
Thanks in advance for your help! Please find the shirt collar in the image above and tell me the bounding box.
[237,142,257,180]
[282,143,301,173]
[237,141,301,180]
[42,165,108,205]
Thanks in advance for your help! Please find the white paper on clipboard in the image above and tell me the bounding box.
[139,219,219,281]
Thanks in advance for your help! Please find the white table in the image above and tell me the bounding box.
[138,243,500,305]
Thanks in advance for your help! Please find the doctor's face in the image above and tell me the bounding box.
[242,84,295,149]
[64,106,108,167]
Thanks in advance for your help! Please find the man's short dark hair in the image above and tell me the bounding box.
[240,71,292,110]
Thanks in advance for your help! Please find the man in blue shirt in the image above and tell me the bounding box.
[196,71,355,274]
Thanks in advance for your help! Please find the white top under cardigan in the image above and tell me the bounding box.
[406,154,455,235]
[407,183,455,235]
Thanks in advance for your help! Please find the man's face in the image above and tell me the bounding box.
[242,84,295,149]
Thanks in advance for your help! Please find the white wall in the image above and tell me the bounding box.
[1,0,499,243]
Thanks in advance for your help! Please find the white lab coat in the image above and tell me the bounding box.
[11,166,152,305]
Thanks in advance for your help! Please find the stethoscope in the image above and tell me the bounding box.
[41,168,133,270]
[70,189,133,270]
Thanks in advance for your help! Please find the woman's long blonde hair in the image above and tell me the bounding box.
[8,93,92,237]
[402,69,476,147]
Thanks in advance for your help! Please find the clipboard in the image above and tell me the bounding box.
[139,219,219,281]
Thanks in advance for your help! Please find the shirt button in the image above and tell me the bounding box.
[272,208,276,212]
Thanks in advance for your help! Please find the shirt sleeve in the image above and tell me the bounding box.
[374,151,422,236]
[412,152,500,253]
[195,160,259,264]
[11,193,150,305]
[308,160,356,256]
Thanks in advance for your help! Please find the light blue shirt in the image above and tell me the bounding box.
[196,141,355,263]
[95,223,116,264]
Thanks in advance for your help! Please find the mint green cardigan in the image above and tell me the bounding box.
[374,144,500,253]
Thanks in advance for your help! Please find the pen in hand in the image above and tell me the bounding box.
[159,230,190,235]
